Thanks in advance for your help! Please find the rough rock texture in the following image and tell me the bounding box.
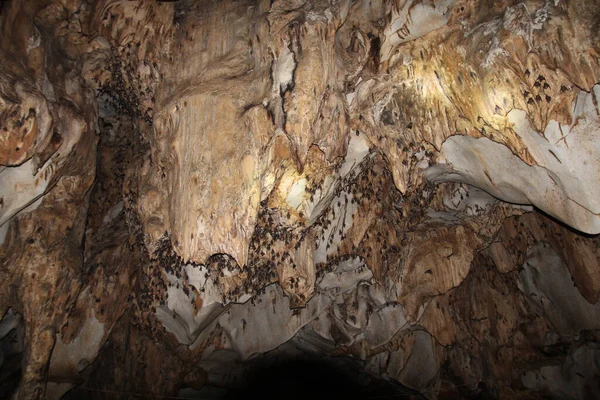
[1,0,600,399]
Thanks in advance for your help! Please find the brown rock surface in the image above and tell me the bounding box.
[1,0,599,399]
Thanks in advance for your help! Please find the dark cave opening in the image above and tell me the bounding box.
[181,356,422,400]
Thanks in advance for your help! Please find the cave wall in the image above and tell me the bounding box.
[1,0,600,399]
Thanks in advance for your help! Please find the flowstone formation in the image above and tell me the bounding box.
[1,0,600,399]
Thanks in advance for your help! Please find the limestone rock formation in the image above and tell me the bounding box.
[1,0,600,399]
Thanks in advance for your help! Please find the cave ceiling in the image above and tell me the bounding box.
[1,0,600,399]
